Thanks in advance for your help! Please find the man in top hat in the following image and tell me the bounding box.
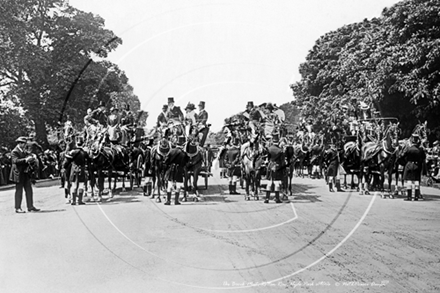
[243,101,263,142]
[184,102,197,137]
[91,101,108,127]
[157,105,168,128]
[264,133,285,203]
[403,133,427,201]
[121,103,135,133]
[10,136,40,213]
[196,101,209,147]
[166,97,184,122]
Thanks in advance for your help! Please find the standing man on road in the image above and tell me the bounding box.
[10,136,40,213]
[404,133,427,201]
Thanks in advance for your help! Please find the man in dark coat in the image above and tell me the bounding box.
[10,137,40,213]
[196,101,209,147]
[265,133,284,203]
[166,97,184,121]
[404,134,427,201]
[324,142,340,192]
[163,136,188,205]
[225,137,241,195]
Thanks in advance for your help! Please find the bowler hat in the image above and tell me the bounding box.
[162,104,168,110]
[246,101,254,108]
[198,101,205,108]
[168,97,175,103]
[16,136,28,143]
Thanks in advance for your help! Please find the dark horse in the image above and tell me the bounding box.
[150,138,172,202]
[183,139,204,202]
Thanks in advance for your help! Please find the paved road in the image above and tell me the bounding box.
[1,174,440,293]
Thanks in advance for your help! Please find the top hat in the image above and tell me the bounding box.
[198,101,205,108]
[16,136,28,143]
[185,103,195,111]
[246,101,254,108]
[98,101,105,107]
[162,104,168,110]
[168,97,175,103]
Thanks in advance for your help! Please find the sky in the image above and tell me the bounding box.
[68,0,401,131]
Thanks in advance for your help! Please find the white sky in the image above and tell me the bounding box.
[69,0,401,131]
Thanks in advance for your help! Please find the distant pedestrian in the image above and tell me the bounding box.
[10,137,40,213]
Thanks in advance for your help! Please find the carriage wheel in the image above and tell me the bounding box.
[136,154,143,187]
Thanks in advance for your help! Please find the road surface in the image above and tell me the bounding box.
[1,173,439,293]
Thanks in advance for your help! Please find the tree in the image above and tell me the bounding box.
[0,0,139,146]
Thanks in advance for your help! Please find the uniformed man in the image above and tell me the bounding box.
[225,137,241,194]
[265,133,285,203]
[403,134,427,201]
[324,142,340,192]
[166,97,184,122]
[164,136,187,205]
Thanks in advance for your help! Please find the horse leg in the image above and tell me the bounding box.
[108,170,114,199]
[193,170,200,202]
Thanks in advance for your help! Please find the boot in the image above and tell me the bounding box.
[405,189,412,201]
[229,184,234,195]
[232,183,240,195]
[78,189,86,205]
[71,191,77,205]
[164,192,172,205]
[264,191,270,203]
[174,192,181,205]
[147,183,152,196]
[275,192,282,203]
[336,179,344,192]
[329,182,334,192]
[414,189,420,201]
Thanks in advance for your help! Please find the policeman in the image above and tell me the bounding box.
[265,133,284,203]
[403,134,427,201]
[225,137,241,195]
[166,97,184,122]
[196,101,209,147]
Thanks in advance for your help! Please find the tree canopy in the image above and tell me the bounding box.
[0,0,140,147]
[291,0,440,141]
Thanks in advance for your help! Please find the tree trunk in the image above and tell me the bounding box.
[34,118,49,149]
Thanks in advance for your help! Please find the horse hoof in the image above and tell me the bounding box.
[246,197,250,201]
[365,191,370,195]
[255,196,259,201]
[156,198,161,203]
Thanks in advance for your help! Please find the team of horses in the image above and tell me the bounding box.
[60,120,213,204]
